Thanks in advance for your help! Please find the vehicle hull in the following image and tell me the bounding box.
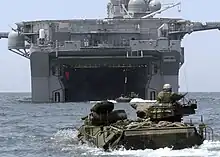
[78,124,204,150]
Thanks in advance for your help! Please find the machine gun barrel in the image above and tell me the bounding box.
[169,21,220,35]
[0,32,9,39]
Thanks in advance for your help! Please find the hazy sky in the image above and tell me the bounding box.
[0,0,220,92]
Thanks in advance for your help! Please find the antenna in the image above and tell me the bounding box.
[141,1,181,19]
[162,2,181,12]
[8,24,17,32]
[178,2,182,12]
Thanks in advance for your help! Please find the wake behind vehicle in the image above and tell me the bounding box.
[77,97,213,150]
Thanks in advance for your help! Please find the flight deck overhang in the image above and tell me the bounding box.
[49,47,131,57]
[51,56,159,67]
[48,48,161,58]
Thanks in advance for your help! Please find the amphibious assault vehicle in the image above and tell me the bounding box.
[115,92,139,103]
[77,97,213,150]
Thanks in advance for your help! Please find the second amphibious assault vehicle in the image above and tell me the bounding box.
[77,95,213,150]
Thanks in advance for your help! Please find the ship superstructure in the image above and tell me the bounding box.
[1,0,220,102]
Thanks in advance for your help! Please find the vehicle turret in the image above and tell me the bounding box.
[130,97,198,122]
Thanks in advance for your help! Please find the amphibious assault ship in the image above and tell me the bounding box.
[1,0,220,103]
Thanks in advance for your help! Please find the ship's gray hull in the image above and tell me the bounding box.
[3,1,220,103]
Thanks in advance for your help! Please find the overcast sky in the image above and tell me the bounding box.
[0,0,219,92]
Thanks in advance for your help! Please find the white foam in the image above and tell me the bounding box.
[107,99,117,104]
[130,98,157,103]
[53,129,79,142]
[85,141,220,157]
[89,100,117,104]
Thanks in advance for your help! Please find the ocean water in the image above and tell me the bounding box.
[1,92,220,157]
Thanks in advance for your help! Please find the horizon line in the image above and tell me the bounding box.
[0,91,220,93]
